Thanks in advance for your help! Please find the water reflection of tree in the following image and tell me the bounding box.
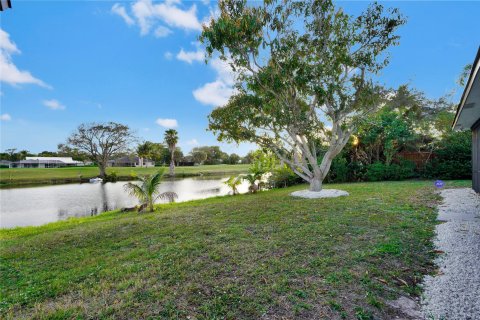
[100,183,110,212]
[58,208,88,219]
[57,209,68,219]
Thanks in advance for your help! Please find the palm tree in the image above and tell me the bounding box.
[243,166,265,193]
[164,129,178,176]
[224,175,242,195]
[137,141,153,167]
[243,173,259,193]
[124,170,178,212]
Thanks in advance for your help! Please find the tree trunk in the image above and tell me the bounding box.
[99,163,107,178]
[169,153,175,176]
[309,176,323,192]
[149,201,154,213]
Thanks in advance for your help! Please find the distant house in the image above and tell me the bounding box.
[0,160,12,168]
[109,156,155,167]
[11,157,84,168]
[453,47,480,193]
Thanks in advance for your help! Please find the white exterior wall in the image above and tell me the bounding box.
[25,157,82,165]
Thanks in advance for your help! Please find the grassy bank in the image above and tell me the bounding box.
[0,164,250,187]
[0,181,470,319]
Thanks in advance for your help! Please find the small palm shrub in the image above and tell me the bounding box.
[224,175,242,195]
[124,170,178,212]
[243,173,263,193]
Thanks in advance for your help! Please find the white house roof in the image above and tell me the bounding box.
[454,47,480,130]
[25,157,83,164]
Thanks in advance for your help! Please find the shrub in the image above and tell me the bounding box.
[388,161,416,180]
[327,157,349,182]
[346,161,368,182]
[130,171,138,180]
[268,165,303,188]
[105,170,118,182]
[423,131,471,180]
[424,160,471,180]
[365,162,386,181]
[365,161,415,181]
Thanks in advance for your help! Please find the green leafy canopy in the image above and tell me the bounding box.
[200,0,405,187]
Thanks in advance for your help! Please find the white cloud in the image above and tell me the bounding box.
[80,100,102,109]
[128,0,202,36]
[152,1,202,31]
[0,29,19,54]
[131,0,153,35]
[111,3,135,26]
[156,118,178,128]
[210,58,235,85]
[193,80,235,107]
[202,6,220,25]
[43,99,66,110]
[154,26,172,38]
[164,51,173,60]
[193,57,236,107]
[176,48,204,64]
[186,138,198,146]
[0,113,12,121]
[0,29,50,88]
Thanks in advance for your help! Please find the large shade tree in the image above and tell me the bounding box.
[66,122,135,177]
[201,0,405,191]
[191,150,208,164]
[191,146,229,164]
[138,141,168,164]
[164,129,179,176]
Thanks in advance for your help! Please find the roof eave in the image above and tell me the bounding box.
[453,46,480,130]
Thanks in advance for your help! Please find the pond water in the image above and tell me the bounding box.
[0,176,249,229]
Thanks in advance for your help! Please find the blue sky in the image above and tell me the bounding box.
[0,1,479,156]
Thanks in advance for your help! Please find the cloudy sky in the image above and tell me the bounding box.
[0,0,479,155]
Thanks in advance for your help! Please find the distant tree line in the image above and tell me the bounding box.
[1,141,254,168]
[0,145,90,163]
[135,142,253,166]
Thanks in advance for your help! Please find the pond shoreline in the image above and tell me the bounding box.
[0,176,250,228]
[0,165,249,189]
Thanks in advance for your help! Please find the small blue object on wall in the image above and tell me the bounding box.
[435,180,445,188]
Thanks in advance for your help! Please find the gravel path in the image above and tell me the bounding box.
[421,188,480,320]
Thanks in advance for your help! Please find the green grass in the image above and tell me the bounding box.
[0,180,471,319]
[0,164,249,187]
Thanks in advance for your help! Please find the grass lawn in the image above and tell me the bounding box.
[0,180,470,319]
[0,164,250,187]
